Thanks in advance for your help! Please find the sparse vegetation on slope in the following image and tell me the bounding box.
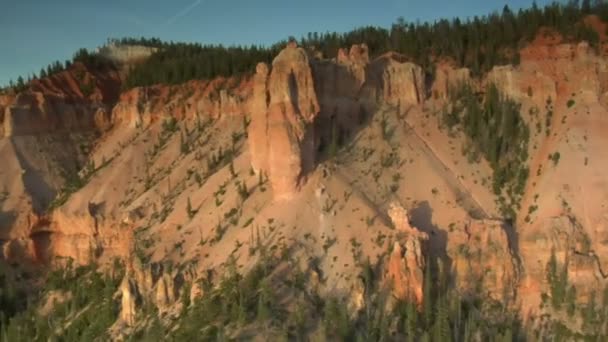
[1,260,124,341]
[443,83,529,219]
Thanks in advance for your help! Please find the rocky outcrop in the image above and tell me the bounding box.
[116,260,188,323]
[432,64,472,99]
[486,65,558,108]
[111,78,250,129]
[155,273,177,312]
[119,276,140,326]
[189,281,203,304]
[313,44,368,104]
[385,203,428,305]
[248,42,320,200]
[248,63,270,173]
[311,44,370,146]
[447,219,517,301]
[2,92,112,137]
[519,215,604,311]
[24,200,134,265]
[364,53,425,111]
[0,62,121,138]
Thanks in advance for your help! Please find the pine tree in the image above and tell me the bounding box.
[546,249,564,309]
[583,290,597,330]
[179,130,189,154]
[186,197,194,219]
[16,76,24,90]
[256,279,273,322]
[229,161,236,178]
[566,285,577,317]
[433,296,452,342]
[423,258,433,327]
[405,302,417,342]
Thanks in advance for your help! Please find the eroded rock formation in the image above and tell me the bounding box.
[447,219,518,301]
[385,203,428,305]
[432,64,472,99]
[364,53,425,111]
[248,42,320,200]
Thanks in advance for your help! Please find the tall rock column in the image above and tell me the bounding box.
[248,63,270,173]
[385,203,428,305]
[248,42,320,200]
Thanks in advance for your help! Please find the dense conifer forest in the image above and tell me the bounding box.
[122,1,608,88]
[2,1,608,92]
[3,250,608,341]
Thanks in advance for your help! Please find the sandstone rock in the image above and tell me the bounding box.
[365,53,425,110]
[248,63,270,173]
[189,281,203,304]
[268,42,320,125]
[311,44,369,146]
[350,277,366,314]
[2,92,110,137]
[486,65,556,106]
[519,215,603,311]
[447,219,517,301]
[387,241,426,305]
[385,203,428,305]
[432,65,472,99]
[42,204,132,265]
[111,78,250,129]
[155,273,176,312]
[248,42,320,200]
[119,275,140,326]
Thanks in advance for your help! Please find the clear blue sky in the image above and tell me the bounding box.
[0,0,552,86]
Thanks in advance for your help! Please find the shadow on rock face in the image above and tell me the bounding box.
[0,210,17,235]
[288,71,300,116]
[312,60,378,166]
[409,201,453,280]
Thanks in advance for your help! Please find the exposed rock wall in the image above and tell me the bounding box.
[111,78,250,129]
[385,203,427,305]
[3,92,112,136]
[0,63,120,138]
[248,63,270,173]
[447,219,518,301]
[364,53,425,111]
[311,44,370,146]
[248,42,320,200]
[117,259,188,325]
[432,64,472,99]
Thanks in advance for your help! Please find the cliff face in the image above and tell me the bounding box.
[483,40,608,311]
[0,62,120,137]
[248,42,320,200]
[431,64,472,99]
[364,52,425,111]
[4,35,608,331]
[112,77,250,129]
[311,44,369,142]
[385,203,428,305]
[448,219,518,301]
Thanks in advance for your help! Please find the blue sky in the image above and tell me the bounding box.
[0,0,552,86]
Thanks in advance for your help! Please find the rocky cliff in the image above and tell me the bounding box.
[3,33,608,337]
[248,42,319,200]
